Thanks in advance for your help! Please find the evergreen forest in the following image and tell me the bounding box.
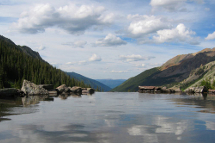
[0,35,92,89]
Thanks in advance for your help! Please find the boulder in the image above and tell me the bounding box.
[82,88,95,95]
[0,88,19,98]
[21,80,49,95]
[69,86,82,93]
[161,87,172,93]
[56,84,70,94]
[169,86,181,92]
[87,88,95,94]
[39,84,54,91]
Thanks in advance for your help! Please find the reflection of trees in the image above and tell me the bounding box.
[171,94,215,113]
[0,97,22,122]
[0,95,54,122]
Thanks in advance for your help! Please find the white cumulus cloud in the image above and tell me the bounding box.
[153,23,199,45]
[120,54,155,62]
[89,54,102,62]
[205,31,215,40]
[13,3,114,34]
[127,15,170,37]
[95,34,127,47]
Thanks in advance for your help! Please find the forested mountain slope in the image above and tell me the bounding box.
[0,35,91,89]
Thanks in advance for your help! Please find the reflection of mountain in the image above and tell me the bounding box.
[171,94,215,113]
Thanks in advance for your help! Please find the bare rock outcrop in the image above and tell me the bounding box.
[185,86,207,93]
[21,80,49,95]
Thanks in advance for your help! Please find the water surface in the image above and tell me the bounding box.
[0,92,215,143]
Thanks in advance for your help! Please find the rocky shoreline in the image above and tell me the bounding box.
[0,79,95,98]
[138,85,209,94]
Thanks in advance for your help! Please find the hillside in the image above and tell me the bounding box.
[95,79,126,89]
[67,72,111,91]
[0,35,93,89]
[112,48,215,92]
[173,61,215,90]
[112,67,160,92]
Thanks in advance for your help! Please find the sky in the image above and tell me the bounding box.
[0,0,215,79]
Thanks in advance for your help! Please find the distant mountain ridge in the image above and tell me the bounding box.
[95,79,126,89]
[66,72,112,91]
[112,48,215,92]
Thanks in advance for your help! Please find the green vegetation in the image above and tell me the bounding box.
[0,35,91,89]
[200,78,215,89]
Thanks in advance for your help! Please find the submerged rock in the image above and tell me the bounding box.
[21,80,49,95]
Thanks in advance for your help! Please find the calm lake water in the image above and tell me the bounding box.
[0,92,215,143]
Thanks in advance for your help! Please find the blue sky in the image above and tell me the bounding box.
[0,0,215,79]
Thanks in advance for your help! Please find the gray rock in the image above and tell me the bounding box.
[0,88,19,98]
[56,84,70,94]
[82,88,95,94]
[69,86,82,93]
[21,80,49,95]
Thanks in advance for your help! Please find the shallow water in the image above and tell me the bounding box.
[0,92,215,143]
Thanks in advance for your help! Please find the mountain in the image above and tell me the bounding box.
[0,35,93,89]
[66,72,111,91]
[173,60,215,90]
[18,46,44,61]
[0,36,43,61]
[112,48,215,92]
[95,79,126,89]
